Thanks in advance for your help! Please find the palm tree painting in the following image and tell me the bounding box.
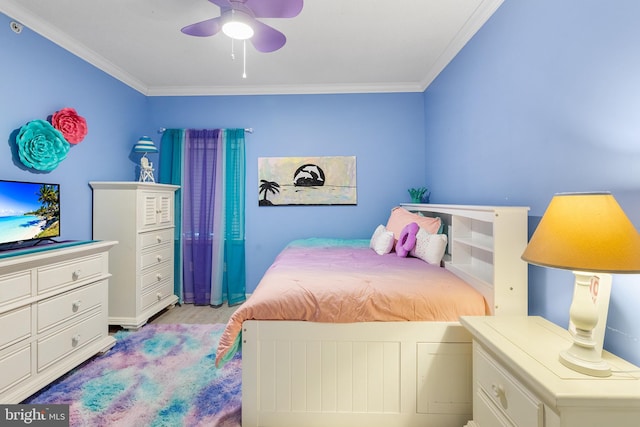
[257,156,357,206]
[259,180,280,206]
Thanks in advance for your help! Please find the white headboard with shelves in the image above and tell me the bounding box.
[401,203,530,316]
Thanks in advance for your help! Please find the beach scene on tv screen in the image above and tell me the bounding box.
[0,181,60,244]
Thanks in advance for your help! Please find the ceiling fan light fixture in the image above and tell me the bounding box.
[222,9,254,40]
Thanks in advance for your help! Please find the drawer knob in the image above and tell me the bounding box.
[156,255,163,262]
[491,383,505,399]
[72,269,82,280]
[72,300,82,311]
[156,273,163,281]
[156,292,163,301]
[156,236,163,243]
[72,334,81,346]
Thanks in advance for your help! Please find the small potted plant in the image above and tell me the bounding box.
[408,187,430,204]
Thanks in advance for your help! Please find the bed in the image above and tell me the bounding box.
[218,204,529,427]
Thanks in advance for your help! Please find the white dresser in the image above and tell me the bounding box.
[90,182,179,329]
[461,316,640,427]
[0,240,117,403]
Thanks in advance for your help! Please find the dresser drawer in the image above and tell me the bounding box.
[474,344,542,427]
[141,264,173,291]
[0,343,32,395]
[475,386,514,427]
[140,228,173,250]
[141,280,174,311]
[0,270,32,307]
[37,311,104,371]
[0,306,31,350]
[37,255,104,294]
[37,281,105,333]
[140,246,172,270]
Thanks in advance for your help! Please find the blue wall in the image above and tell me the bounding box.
[0,13,149,240]
[1,11,428,293]
[148,93,427,291]
[424,0,640,364]
[2,0,640,365]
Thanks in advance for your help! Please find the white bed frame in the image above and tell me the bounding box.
[242,204,530,427]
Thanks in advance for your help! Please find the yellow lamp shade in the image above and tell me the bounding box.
[521,192,640,273]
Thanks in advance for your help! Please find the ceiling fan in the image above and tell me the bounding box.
[181,0,304,53]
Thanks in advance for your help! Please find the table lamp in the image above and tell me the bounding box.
[133,136,158,182]
[521,192,640,376]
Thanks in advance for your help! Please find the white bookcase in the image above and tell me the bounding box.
[90,182,179,329]
[401,203,530,315]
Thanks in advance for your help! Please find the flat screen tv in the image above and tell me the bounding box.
[0,179,61,249]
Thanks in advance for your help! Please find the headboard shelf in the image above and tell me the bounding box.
[401,203,530,315]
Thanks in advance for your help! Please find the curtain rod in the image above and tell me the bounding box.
[157,127,253,134]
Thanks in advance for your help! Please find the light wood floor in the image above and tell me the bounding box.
[149,303,240,325]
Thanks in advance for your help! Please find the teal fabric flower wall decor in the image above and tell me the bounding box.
[16,119,70,171]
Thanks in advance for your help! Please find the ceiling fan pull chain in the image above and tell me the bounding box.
[243,40,247,79]
[231,38,236,60]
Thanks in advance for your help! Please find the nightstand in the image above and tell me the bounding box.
[461,316,640,427]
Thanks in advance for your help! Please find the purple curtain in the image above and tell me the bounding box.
[181,129,221,305]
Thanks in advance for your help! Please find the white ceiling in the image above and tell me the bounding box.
[1,0,503,96]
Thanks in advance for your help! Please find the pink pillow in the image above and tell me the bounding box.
[386,207,441,241]
[396,222,419,257]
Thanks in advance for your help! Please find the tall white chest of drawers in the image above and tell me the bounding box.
[90,182,179,329]
[0,240,117,403]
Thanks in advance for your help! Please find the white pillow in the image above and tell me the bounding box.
[370,224,395,255]
[410,228,448,264]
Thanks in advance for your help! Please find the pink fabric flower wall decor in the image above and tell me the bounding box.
[50,107,88,144]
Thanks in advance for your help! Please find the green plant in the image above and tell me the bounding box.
[408,187,429,202]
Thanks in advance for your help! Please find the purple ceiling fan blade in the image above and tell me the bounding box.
[244,0,303,18]
[208,0,233,10]
[181,16,223,37]
[250,20,287,52]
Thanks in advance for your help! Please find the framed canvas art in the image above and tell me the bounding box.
[258,156,357,206]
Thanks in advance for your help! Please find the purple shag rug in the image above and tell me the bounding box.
[24,324,241,427]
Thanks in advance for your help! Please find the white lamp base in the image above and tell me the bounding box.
[559,348,611,377]
[560,271,612,377]
[139,170,155,183]
[139,155,155,183]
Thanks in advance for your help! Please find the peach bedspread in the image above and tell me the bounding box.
[215,238,487,367]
